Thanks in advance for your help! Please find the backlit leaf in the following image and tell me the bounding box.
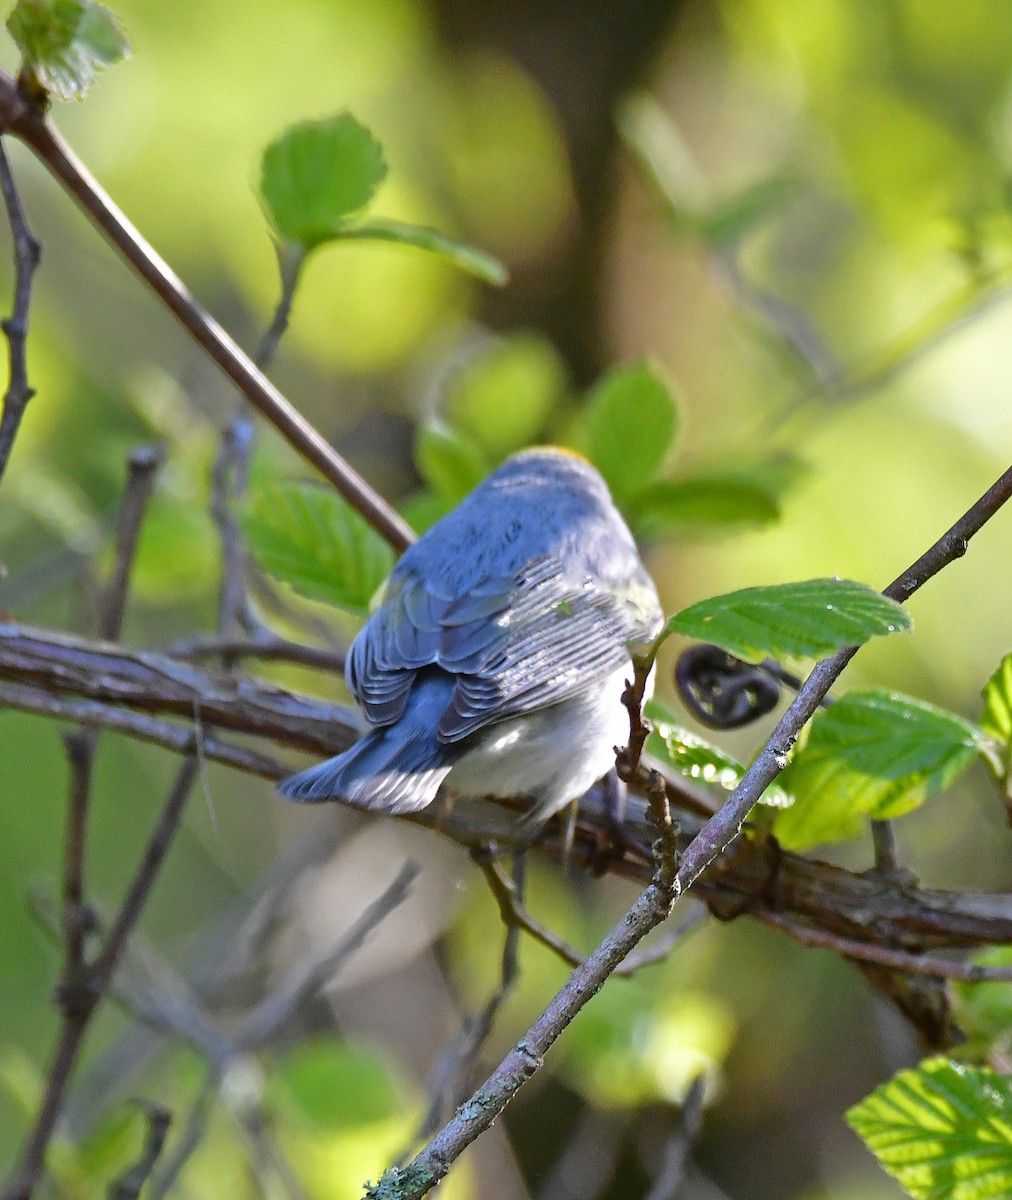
[775,690,982,849]
[580,362,679,503]
[242,482,394,615]
[260,114,387,249]
[847,1058,1012,1200]
[7,0,128,101]
[646,700,792,807]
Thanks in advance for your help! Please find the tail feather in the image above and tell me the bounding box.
[278,670,457,814]
[278,730,454,813]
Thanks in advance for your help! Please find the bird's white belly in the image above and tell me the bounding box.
[445,661,647,821]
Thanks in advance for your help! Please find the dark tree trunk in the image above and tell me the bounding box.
[433,0,685,385]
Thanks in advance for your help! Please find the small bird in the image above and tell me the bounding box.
[278,447,663,823]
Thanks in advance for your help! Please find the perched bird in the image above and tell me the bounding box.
[279,447,663,823]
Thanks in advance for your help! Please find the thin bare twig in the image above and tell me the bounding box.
[108,1103,172,1200]
[0,137,39,483]
[408,857,524,1153]
[642,1075,706,1200]
[2,757,198,1200]
[0,680,288,778]
[61,446,163,986]
[166,632,345,674]
[235,860,419,1049]
[758,911,1012,982]
[364,460,1012,1198]
[0,72,415,552]
[475,852,585,971]
[125,862,419,1194]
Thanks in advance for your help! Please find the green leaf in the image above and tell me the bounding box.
[982,653,1012,743]
[632,476,780,538]
[241,482,394,615]
[414,424,489,506]
[7,0,128,101]
[980,653,1012,795]
[847,1058,1012,1200]
[580,362,679,503]
[646,700,792,807]
[666,578,911,664]
[954,948,1012,1055]
[775,691,982,850]
[445,334,568,460]
[260,114,387,250]
[336,218,507,285]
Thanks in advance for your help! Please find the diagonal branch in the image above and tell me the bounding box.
[0,70,414,552]
[366,459,1012,1198]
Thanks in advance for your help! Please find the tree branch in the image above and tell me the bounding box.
[0,136,39,483]
[364,459,1012,1197]
[0,71,415,552]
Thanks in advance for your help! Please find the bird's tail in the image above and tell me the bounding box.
[278,672,457,814]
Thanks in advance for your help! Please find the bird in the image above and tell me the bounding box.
[278,446,663,824]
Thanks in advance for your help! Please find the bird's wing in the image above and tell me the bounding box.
[347,555,661,741]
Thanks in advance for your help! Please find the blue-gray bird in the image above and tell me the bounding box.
[278,447,663,822]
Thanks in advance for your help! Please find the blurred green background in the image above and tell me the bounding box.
[1,1,1012,1197]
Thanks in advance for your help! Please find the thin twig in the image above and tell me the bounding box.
[149,1073,218,1200]
[166,632,345,673]
[0,680,288,778]
[0,136,39,483]
[61,447,163,992]
[2,758,198,1200]
[475,852,585,971]
[409,857,525,1153]
[871,820,901,874]
[642,1075,706,1200]
[210,242,308,651]
[476,851,704,978]
[364,460,1012,1199]
[107,1102,172,1200]
[757,911,1012,981]
[0,74,415,551]
[235,861,419,1049]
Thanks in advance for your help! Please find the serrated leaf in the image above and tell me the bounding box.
[775,691,982,850]
[337,218,507,285]
[260,114,387,250]
[580,362,679,504]
[7,0,129,101]
[632,476,780,538]
[847,1058,1012,1200]
[446,335,568,460]
[646,700,792,807]
[666,578,911,664]
[414,424,489,506]
[241,482,394,615]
